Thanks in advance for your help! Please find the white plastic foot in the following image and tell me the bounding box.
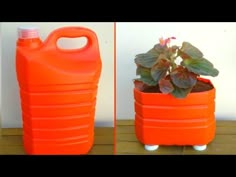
[144,145,159,151]
[193,145,207,151]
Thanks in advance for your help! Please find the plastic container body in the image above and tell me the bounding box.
[16,26,102,154]
[134,78,216,146]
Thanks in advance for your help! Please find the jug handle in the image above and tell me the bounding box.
[43,26,98,51]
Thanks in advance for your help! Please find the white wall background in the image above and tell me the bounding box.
[1,22,114,128]
[117,22,236,120]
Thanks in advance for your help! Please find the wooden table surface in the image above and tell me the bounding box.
[1,120,236,155]
[116,120,236,155]
[0,127,114,155]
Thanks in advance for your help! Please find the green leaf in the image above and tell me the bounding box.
[135,78,157,86]
[180,42,203,59]
[171,85,192,98]
[136,65,150,76]
[177,50,190,60]
[135,66,157,86]
[147,48,159,55]
[153,44,168,53]
[149,44,173,59]
[151,59,170,82]
[182,58,219,77]
[154,44,174,59]
[135,53,159,68]
[147,47,160,55]
[159,78,174,94]
[170,67,197,89]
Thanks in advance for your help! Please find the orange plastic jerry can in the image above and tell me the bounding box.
[16,26,102,155]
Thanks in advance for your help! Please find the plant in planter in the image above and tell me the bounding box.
[133,37,219,151]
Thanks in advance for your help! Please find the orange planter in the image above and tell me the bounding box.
[16,26,102,154]
[134,78,216,149]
